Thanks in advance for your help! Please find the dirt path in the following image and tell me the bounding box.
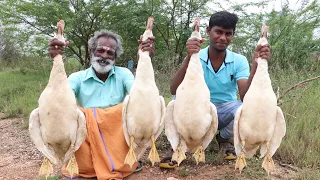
[0,118,298,180]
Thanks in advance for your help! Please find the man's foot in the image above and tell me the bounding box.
[159,156,178,169]
[216,133,237,160]
[221,143,237,160]
[134,160,143,172]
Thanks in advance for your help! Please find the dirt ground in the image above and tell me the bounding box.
[0,118,299,180]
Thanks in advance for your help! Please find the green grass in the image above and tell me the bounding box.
[0,57,83,119]
[0,69,48,118]
[270,65,320,168]
[297,168,320,179]
[155,68,176,105]
[242,158,268,178]
[178,166,190,177]
[39,176,60,180]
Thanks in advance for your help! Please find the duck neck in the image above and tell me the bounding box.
[186,52,203,76]
[251,58,271,86]
[185,31,204,77]
[48,55,67,85]
[135,29,155,82]
[256,58,268,74]
[135,50,155,82]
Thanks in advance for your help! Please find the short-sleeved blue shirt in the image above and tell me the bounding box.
[199,46,250,103]
[68,66,134,108]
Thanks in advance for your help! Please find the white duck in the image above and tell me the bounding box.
[233,24,286,174]
[29,20,86,178]
[122,17,165,168]
[165,18,218,166]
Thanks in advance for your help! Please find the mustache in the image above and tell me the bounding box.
[92,56,114,65]
[97,59,110,65]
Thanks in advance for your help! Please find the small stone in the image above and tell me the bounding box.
[167,177,178,180]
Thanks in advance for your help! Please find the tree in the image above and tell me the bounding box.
[220,0,320,69]
[266,1,320,68]
[1,0,318,70]
[140,0,211,65]
[0,28,21,64]
[0,0,212,68]
[0,0,117,67]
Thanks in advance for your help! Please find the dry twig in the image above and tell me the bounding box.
[279,162,299,172]
[277,75,320,105]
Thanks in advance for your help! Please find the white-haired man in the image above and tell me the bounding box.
[49,30,154,179]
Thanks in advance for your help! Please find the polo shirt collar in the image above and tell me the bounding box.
[200,46,234,63]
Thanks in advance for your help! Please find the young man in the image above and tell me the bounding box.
[170,11,270,160]
[49,30,154,179]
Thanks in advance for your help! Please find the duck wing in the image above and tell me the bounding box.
[233,105,243,156]
[29,108,57,164]
[154,96,166,140]
[122,95,131,147]
[165,100,180,151]
[64,108,87,163]
[201,103,218,149]
[269,106,286,157]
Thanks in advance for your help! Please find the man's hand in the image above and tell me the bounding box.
[253,44,270,62]
[139,36,155,57]
[48,38,69,59]
[186,38,206,57]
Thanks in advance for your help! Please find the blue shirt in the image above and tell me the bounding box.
[199,46,250,103]
[68,66,134,108]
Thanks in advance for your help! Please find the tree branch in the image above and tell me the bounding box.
[154,23,170,50]
[277,75,320,103]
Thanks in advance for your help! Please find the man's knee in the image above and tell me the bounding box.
[219,120,234,140]
[215,131,233,145]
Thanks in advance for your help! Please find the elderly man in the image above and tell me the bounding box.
[49,30,154,179]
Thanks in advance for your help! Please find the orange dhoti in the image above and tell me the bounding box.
[62,104,137,180]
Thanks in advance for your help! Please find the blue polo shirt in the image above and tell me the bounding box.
[68,66,134,108]
[200,46,250,103]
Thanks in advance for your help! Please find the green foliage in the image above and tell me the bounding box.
[266,1,320,68]
[0,0,118,66]
[1,0,319,69]
[0,0,211,67]
[0,29,22,64]
[219,1,320,70]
